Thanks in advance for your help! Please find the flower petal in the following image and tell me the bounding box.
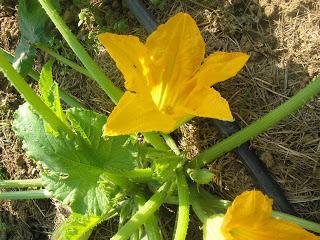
[181,85,233,121]
[222,191,319,240]
[104,92,176,136]
[146,13,205,107]
[196,52,249,86]
[98,33,149,93]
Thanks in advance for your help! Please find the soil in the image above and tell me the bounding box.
[0,0,319,239]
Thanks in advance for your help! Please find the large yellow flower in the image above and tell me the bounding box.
[204,191,319,240]
[98,13,249,136]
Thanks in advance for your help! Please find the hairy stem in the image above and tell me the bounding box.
[0,178,43,189]
[189,76,320,169]
[0,189,51,200]
[173,169,190,240]
[0,52,75,137]
[135,194,162,240]
[124,169,154,183]
[111,181,173,240]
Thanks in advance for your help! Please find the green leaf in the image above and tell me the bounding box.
[12,38,36,77]
[51,212,101,240]
[187,168,214,184]
[18,0,60,43]
[13,0,60,75]
[144,149,182,182]
[13,104,138,215]
[39,60,68,135]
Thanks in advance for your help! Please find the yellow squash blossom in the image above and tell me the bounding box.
[98,13,249,136]
[204,191,319,240]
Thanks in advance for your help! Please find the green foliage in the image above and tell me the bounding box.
[78,8,90,27]
[187,168,214,185]
[144,149,182,182]
[39,60,69,134]
[12,38,36,77]
[51,212,101,240]
[113,19,128,33]
[13,0,60,76]
[13,104,138,215]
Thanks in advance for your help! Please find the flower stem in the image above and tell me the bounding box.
[0,189,51,200]
[272,211,320,234]
[135,194,162,240]
[173,168,190,240]
[0,178,43,189]
[38,0,123,104]
[189,76,320,169]
[35,43,91,78]
[0,52,75,137]
[124,169,154,183]
[111,180,173,240]
[162,134,180,155]
[143,132,170,151]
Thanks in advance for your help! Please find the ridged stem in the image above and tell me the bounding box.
[173,169,190,240]
[0,178,43,189]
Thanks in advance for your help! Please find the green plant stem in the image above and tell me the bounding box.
[173,169,190,240]
[38,0,123,104]
[111,180,173,240]
[0,52,75,137]
[162,134,180,155]
[135,194,161,240]
[0,189,51,200]
[125,169,154,183]
[0,47,85,109]
[272,211,320,234]
[0,178,43,189]
[35,43,92,78]
[189,76,320,169]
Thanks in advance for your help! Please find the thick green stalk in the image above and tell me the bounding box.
[0,178,43,189]
[36,43,91,78]
[135,194,162,240]
[162,134,180,155]
[143,132,170,151]
[124,169,154,183]
[272,211,320,234]
[173,169,190,240]
[189,76,320,169]
[0,52,75,137]
[38,0,123,104]
[111,181,173,240]
[0,189,51,200]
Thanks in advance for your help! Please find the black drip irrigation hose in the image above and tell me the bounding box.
[123,0,296,215]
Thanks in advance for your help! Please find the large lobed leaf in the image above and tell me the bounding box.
[13,104,137,215]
